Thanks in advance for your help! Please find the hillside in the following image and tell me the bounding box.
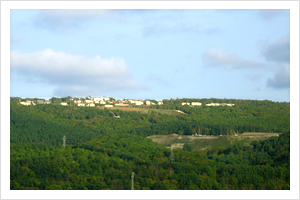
[10,98,290,190]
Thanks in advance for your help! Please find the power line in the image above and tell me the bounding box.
[62,135,66,148]
[131,172,135,190]
[169,143,174,162]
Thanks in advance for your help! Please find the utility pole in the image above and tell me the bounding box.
[131,172,135,190]
[62,135,66,148]
[169,144,174,162]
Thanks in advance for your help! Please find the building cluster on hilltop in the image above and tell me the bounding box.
[20,99,51,106]
[17,97,164,107]
[16,97,235,107]
[182,102,235,107]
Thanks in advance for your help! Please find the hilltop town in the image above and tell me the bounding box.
[13,96,235,107]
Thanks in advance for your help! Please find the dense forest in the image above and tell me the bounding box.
[10,98,290,190]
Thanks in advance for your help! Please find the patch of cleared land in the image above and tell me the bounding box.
[97,106,182,115]
[238,132,280,137]
[175,110,187,114]
[147,134,218,150]
[148,132,280,151]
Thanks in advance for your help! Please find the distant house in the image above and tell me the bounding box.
[205,103,228,107]
[145,100,151,106]
[20,102,31,106]
[182,102,190,105]
[85,100,93,103]
[227,103,235,107]
[158,101,163,105]
[37,100,44,104]
[86,103,95,107]
[76,103,85,107]
[103,97,110,101]
[93,97,102,102]
[37,100,51,104]
[128,99,143,105]
[206,103,220,106]
[191,102,202,106]
[105,105,113,107]
[60,102,68,106]
[135,101,143,106]
[115,102,129,106]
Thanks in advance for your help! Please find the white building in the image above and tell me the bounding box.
[93,97,103,102]
[191,102,202,106]
[76,103,85,107]
[20,102,31,106]
[85,100,93,103]
[206,103,229,107]
[128,99,144,105]
[60,102,68,106]
[158,101,163,105]
[115,102,129,106]
[86,103,95,107]
[135,101,144,105]
[182,102,190,105]
[105,105,113,107]
[93,97,110,102]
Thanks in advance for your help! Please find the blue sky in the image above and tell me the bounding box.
[10,9,291,101]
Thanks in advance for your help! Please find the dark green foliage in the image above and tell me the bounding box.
[183,143,192,152]
[10,99,290,190]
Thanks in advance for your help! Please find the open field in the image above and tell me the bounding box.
[96,106,182,115]
[238,132,280,137]
[148,132,280,151]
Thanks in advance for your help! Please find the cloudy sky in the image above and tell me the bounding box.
[10,8,291,101]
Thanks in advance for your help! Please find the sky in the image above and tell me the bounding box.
[10,9,291,102]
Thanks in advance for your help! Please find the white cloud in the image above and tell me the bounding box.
[267,65,290,89]
[260,35,290,63]
[10,49,147,96]
[202,48,265,69]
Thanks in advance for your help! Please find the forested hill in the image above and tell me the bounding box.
[10,98,289,146]
[10,132,290,190]
[10,98,290,190]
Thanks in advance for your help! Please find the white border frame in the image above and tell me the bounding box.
[1,1,299,199]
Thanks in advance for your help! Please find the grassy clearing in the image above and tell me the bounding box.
[148,134,279,151]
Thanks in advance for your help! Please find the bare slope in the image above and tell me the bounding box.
[147,133,280,151]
